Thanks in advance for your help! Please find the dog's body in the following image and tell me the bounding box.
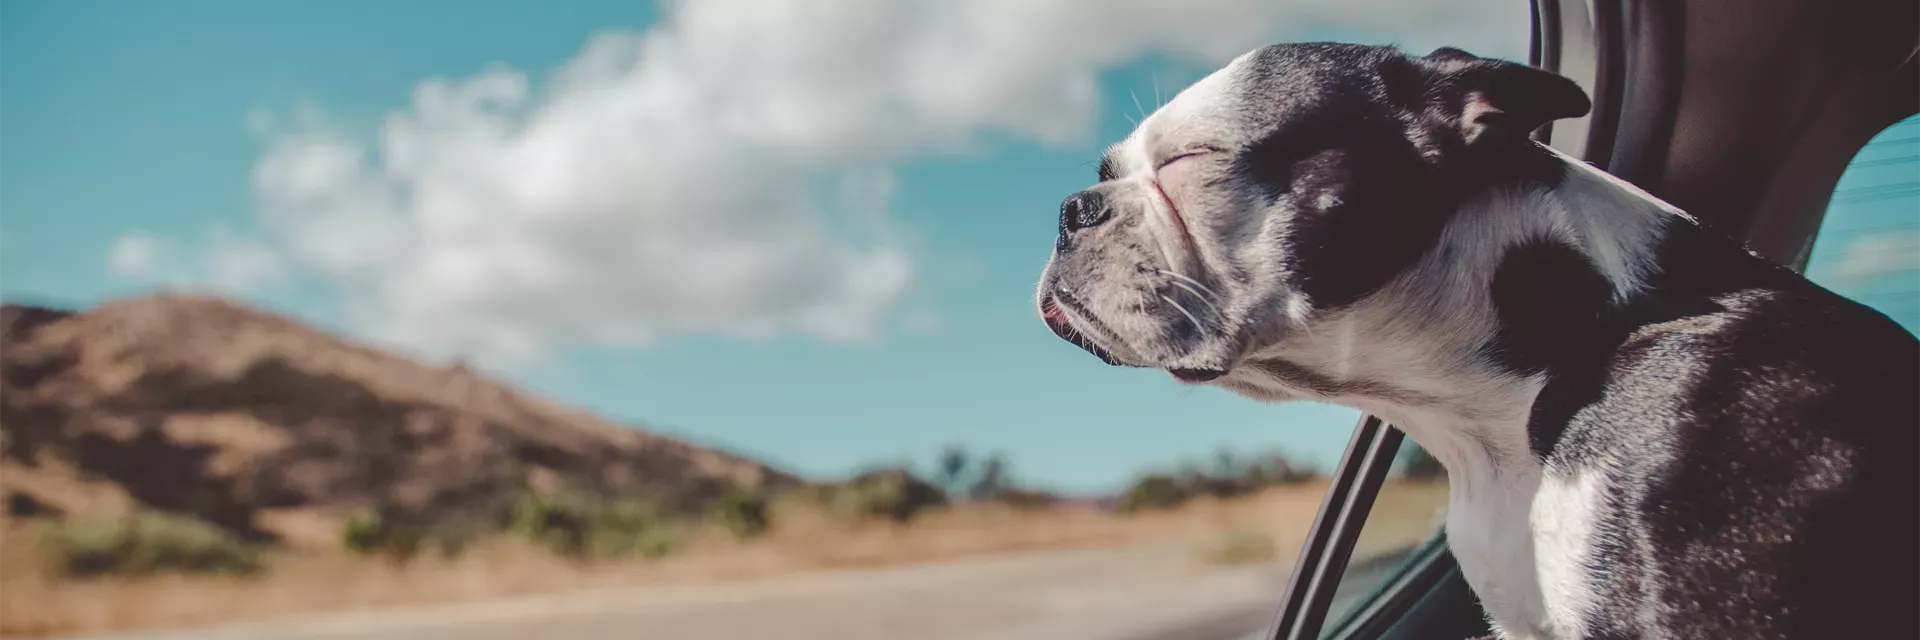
[1035,43,1917,639]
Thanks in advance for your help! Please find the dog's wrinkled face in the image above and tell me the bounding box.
[1035,43,1589,382]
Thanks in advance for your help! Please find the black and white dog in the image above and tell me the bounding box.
[1035,43,1918,639]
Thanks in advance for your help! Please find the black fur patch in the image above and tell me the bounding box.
[1481,238,1618,458]
[1226,44,1580,312]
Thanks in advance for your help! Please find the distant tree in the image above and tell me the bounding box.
[1210,448,1240,479]
[969,452,1009,501]
[1247,452,1316,485]
[935,444,972,500]
[1174,459,1206,488]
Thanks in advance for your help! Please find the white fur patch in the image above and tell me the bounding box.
[1446,457,1550,640]
[1530,469,1606,638]
[1539,145,1687,302]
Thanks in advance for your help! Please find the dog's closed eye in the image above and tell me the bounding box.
[1154,146,1224,171]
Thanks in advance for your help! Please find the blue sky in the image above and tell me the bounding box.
[3,1,1910,495]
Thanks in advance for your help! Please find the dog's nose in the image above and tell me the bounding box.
[1059,190,1111,235]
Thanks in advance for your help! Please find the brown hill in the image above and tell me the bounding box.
[0,294,798,548]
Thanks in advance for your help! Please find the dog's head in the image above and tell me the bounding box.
[1036,43,1590,382]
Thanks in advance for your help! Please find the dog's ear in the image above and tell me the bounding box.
[1384,47,1591,145]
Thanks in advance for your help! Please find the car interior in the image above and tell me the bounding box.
[1266,0,1920,637]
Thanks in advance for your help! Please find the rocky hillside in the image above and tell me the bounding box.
[0,294,797,548]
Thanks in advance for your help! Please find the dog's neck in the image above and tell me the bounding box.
[1226,146,1685,476]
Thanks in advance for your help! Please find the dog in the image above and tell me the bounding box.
[1034,43,1918,639]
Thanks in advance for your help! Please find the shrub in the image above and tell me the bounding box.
[339,512,428,561]
[341,512,383,553]
[991,487,1062,510]
[499,495,680,560]
[507,494,596,557]
[1239,452,1316,487]
[829,468,947,523]
[41,513,264,578]
[1115,474,1190,513]
[713,489,771,539]
[586,501,676,559]
[1115,449,1319,514]
[795,468,947,523]
[593,523,678,559]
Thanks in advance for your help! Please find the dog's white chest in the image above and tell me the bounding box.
[1443,464,1606,640]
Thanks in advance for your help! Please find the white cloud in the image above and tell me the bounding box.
[223,0,1522,366]
[109,233,168,277]
[1822,229,1920,287]
[205,229,289,293]
[108,229,286,295]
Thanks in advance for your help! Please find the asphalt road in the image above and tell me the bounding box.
[71,545,1412,640]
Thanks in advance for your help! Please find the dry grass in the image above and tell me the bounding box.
[0,480,1446,638]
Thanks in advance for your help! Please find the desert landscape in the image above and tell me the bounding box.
[0,295,1446,639]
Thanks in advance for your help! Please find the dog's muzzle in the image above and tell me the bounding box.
[1040,294,1129,367]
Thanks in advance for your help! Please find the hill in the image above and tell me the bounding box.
[0,294,798,548]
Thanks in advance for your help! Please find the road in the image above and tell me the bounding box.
[71,545,1411,640]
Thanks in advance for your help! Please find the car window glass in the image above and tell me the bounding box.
[1803,115,1920,331]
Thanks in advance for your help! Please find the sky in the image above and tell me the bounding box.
[2,1,1912,495]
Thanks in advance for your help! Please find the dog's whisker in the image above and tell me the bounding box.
[1155,270,1230,317]
[1166,279,1223,318]
[1159,294,1206,335]
[1154,269,1223,300]
[1151,67,1163,110]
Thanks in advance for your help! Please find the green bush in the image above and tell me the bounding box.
[990,487,1061,510]
[341,512,383,553]
[828,468,947,523]
[586,500,676,559]
[713,489,771,539]
[590,520,678,559]
[336,512,435,561]
[1115,450,1318,514]
[41,513,264,578]
[1116,474,1190,513]
[507,494,594,557]
[497,495,679,560]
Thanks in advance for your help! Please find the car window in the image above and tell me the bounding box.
[1803,115,1920,331]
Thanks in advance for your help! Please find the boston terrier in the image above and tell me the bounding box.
[1034,43,1918,639]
